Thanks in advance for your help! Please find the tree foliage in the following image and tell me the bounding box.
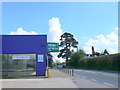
[57,32,78,65]
[68,49,86,67]
[47,53,53,68]
[79,53,119,71]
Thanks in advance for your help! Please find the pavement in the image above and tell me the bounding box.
[2,69,78,88]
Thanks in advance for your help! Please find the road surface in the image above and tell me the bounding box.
[74,69,118,88]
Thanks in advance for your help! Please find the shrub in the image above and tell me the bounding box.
[68,49,86,68]
[78,53,120,71]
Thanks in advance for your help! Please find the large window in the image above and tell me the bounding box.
[2,54,36,77]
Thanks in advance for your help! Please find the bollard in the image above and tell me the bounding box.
[68,69,70,75]
[70,68,71,75]
[63,68,65,73]
[67,69,69,74]
[46,68,50,78]
[72,68,74,76]
[66,69,68,74]
[59,68,74,76]
[68,69,69,75]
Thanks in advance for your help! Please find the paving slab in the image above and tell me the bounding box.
[50,69,73,78]
[2,69,113,88]
[2,69,78,88]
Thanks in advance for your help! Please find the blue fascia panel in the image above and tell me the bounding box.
[1,35,47,76]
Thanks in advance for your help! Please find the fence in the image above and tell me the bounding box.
[59,68,74,76]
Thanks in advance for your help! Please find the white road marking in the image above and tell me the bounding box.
[103,82,114,87]
[102,73,118,77]
[81,76,87,78]
[91,79,97,81]
[84,71,96,73]
[75,69,84,71]
[75,69,118,77]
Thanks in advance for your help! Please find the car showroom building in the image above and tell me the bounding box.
[1,35,47,77]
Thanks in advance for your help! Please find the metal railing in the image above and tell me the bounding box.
[59,68,74,76]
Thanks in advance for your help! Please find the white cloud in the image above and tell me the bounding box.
[81,46,92,54]
[9,28,39,35]
[82,46,100,54]
[85,32,118,47]
[107,48,118,54]
[47,17,63,43]
[115,27,118,31]
[82,27,118,54]
[52,52,65,63]
[47,17,64,62]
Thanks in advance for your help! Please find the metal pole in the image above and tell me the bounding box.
[70,68,71,75]
[68,69,69,74]
[46,53,50,78]
[67,69,68,74]
[72,68,74,76]
[46,53,48,68]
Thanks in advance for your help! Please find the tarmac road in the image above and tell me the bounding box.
[74,69,118,88]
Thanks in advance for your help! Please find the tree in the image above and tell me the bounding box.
[57,32,78,66]
[103,49,109,55]
[47,53,53,68]
[55,60,61,66]
[68,49,86,68]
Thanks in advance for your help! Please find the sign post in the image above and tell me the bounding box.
[46,42,59,77]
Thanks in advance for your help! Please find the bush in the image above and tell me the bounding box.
[78,53,120,71]
[68,49,86,68]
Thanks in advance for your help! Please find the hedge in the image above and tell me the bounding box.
[78,53,120,71]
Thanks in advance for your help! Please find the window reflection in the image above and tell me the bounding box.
[2,54,36,78]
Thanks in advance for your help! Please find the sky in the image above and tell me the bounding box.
[2,2,118,62]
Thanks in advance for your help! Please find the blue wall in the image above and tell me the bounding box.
[2,35,47,76]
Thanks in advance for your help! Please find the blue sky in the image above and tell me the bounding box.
[2,2,118,61]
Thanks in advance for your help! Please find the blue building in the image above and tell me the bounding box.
[1,35,47,77]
